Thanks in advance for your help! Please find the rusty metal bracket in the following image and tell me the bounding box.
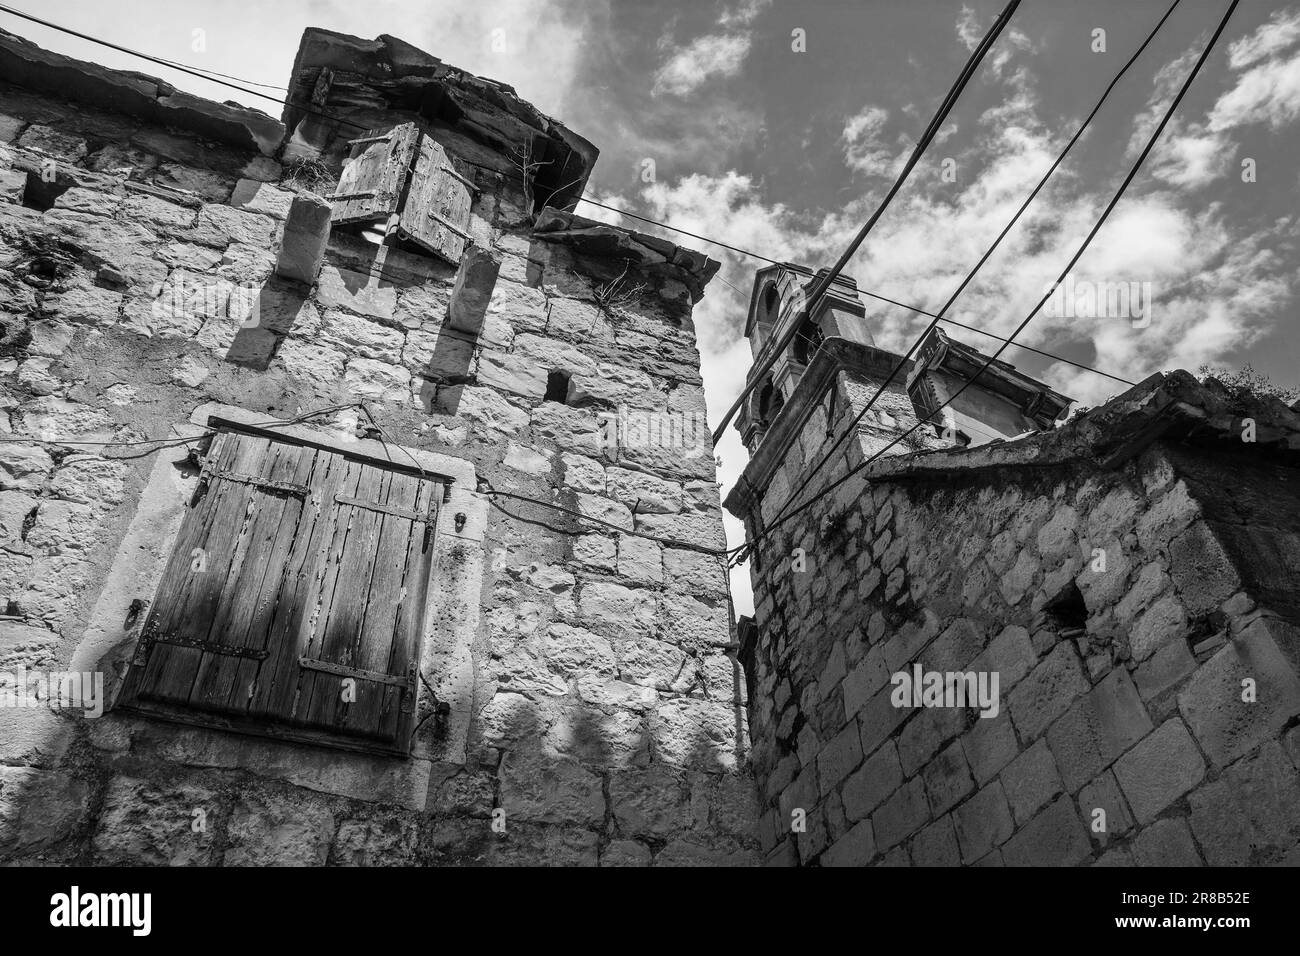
[424,209,473,240]
[208,470,311,496]
[150,636,270,660]
[335,495,433,522]
[299,657,415,689]
[439,163,479,193]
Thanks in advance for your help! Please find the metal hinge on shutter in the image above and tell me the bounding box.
[346,134,392,147]
[205,469,312,496]
[439,163,479,193]
[299,657,417,691]
[425,210,473,241]
[335,495,434,522]
[142,635,270,660]
[327,190,376,201]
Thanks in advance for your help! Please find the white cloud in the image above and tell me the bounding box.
[652,33,754,97]
[841,105,896,175]
[1132,10,1300,188]
[607,20,1300,616]
[1226,6,1300,69]
[651,0,771,96]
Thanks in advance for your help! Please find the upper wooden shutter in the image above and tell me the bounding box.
[329,123,420,226]
[117,427,443,755]
[397,134,474,264]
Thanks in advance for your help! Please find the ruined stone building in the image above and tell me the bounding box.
[727,266,1300,866]
[1,20,1298,873]
[0,26,757,865]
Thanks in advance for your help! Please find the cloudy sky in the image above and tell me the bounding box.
[9,0,1299,613]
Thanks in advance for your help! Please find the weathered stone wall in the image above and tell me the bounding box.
[734,362,1300,866]
[0,39,756,866]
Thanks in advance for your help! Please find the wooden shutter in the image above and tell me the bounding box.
[329,122,420,226]
[397,134,474,264]
[117,428,442,755]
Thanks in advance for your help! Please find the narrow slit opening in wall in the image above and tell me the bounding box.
[545,370,571,404]
[19,170,72,212]
[1043,580,1087,633]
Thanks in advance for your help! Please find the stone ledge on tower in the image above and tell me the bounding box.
[906,327,1073,447]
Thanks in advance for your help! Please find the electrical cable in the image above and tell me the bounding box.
[710,0,1022,446]
[753,0,1182,546]
[0,3,1133,389]
[731,0,1240,566]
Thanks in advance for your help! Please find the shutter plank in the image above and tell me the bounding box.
[303,464,392,730]
[250,448,351,721]
[398,135,473,264]
[338,472,423,737]
[220,446,324,714]
[189,443,311,712]
[376,477,439,742]
[286,458,367,727]
[136,434,268,704]
[123,432,235,704]
[330,123,419,226]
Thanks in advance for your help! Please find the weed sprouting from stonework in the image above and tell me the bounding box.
[1198,363,1300,405]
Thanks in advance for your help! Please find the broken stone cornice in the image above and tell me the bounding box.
[860,368,1300,485]
[0,28,284,157]
[531,207,720,303]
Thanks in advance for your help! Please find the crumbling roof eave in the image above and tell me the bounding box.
[860,370,1300,486]
[0,28,284,156]
[531,206,720,302]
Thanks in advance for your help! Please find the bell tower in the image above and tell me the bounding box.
[735,264,872,453]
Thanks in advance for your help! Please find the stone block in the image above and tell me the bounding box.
[498,749,604,827]
[1113,719,1206,823]
[1168,522,1240,617]
[223,793,335,866]
[91,776,219,866]
[841,740,903,822]
[910,813,960,866]
[816,722,863,793]
[820,818,875,866]
[1131,818,1202,866]
[608,765,689,838]
[969,624,1036,692]
[0,766,90,854]
[1008,641,1089,741]
[1177,617,1300,767]
[952,781,1014,863]
[1000,738,1063,825]
[871,775,929,852]
[1076,770,1133,846]
[331,817,419,866]
[1000,797,1091,867]
[1187,740,1300,865]
[897,704,966,775]
[961,714,1019,785]
[1129,594,1189,661]
[1045,667,1153,792]
[922,740,975,816]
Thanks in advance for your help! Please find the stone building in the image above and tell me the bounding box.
[0,27,758,865]
[727,267,1300,866]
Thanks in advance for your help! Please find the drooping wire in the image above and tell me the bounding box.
[731,0,1241,566]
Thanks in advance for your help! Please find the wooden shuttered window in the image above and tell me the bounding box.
[397,136,474,264]
[329,122,475,266]
[117,425,444,756]
[329,123,419,226]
